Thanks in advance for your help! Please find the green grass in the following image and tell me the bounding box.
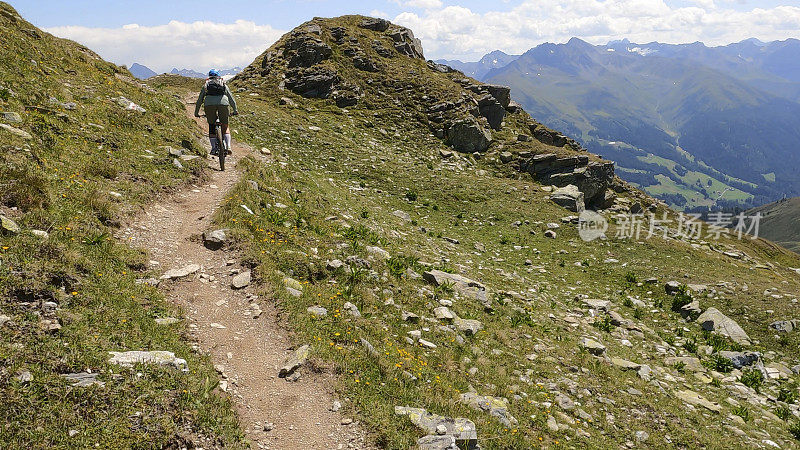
[0,3,243,447]
[203,15,800,447]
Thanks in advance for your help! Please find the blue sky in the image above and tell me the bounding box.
[11,0,800,73]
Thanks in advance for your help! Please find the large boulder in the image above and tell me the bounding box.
[550,184,585,212]
[446,119,491,153]
[697,307,751,346]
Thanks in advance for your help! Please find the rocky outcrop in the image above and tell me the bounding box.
[518,153,615,206]
[446,118,492,153]
[529,123,583,150]
[389,28,424,59]
[459,393,518,427]
[359,17,390,32]
[284,66,340,99]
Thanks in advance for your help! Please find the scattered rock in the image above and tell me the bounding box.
[675,389,721,413]
[417,435,458,450]
[231,271,252,289]
[434,306,456,321]
[454,318,483,336]
[154,317,180,326]
[581,337,606,355]
[770,319,799,333]
[202,229,227,250]
[343,301,361,318]
[31,229,49,239]
[279,345,310,378]
[665,356,704,372]
[611,357,641,371]
[544,229,557,239]
[108,351,187,371]
[1,111,22,123]
[160,264,200,280]
[0,215,20,234]
[697,307,751,346]
[307,306,328,317]
[719,351,760,369]
[460,392,518,426]
[61,372,105,387]
[366,245,390,260]
[326,259,344,270]
[395,406,478,447]
[0,123,32,139]
[423,270,489,304]
[665,281,683,295]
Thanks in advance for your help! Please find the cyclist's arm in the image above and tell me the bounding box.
[225,85,238,114]
[194,85,206,116]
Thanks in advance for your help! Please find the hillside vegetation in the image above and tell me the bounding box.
[208,15,800,448]
[0,3,243,447]
[746,197,800,254]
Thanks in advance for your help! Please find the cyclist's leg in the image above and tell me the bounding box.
[204,105,219,155]
[218,105,231,153]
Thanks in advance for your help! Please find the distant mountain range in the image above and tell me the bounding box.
[439,38,800,210]
[128,63,242,80]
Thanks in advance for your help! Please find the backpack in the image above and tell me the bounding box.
[206,77,226,96]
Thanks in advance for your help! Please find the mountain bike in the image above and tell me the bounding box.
[199,115,230,171]
[214,119,228,171]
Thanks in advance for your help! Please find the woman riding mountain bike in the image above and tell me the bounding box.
[194,69,239,158]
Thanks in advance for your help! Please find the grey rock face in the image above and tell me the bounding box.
[359,17,391,32]
[389,28,424,59]
[285,66,340,99]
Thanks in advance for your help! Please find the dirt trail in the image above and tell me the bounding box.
[121,97,371,449]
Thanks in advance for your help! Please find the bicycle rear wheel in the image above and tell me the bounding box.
[215,125,226,171]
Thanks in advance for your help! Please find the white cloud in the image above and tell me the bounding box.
[392,0,800,60]
[45,20,285,73]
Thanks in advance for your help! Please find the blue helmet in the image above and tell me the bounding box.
[208,69,220,77]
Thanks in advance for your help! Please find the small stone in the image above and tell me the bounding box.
[31,229,49,239]
[108,350,187,371]
[0,215,20,234]
[419,338,437,349]
[307,306,328,317]
[581,337,606,355]
[231,271,252,289]
[544,230,557,239]
[202,229,227,250]
[160,264,200,280]
[331,400,342,412]
[279,345,310,378]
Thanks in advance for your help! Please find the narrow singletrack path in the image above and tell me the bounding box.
[121,96,371,449]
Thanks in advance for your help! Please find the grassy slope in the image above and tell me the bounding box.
[747,197,800,254]
[212,15,800,449]
[0,3,243,447]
